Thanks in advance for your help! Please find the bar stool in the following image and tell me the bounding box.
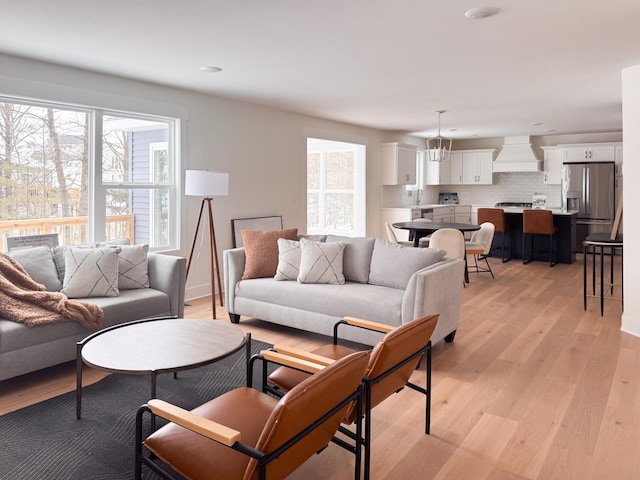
[583,233,623,316]
[477,208,511,262]
[522,209,558,267]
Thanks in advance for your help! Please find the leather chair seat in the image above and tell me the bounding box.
[145,388,277,479]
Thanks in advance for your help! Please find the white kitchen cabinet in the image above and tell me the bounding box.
[461,150,494,185]
[381,142,417,185]
[433,206,454,223]
[449,152,463,185]
[541,146,562,185]
[560,143,617,162]
[425,156,451,185]
[454,205,471,224]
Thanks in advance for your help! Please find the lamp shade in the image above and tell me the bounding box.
[185,170,229,197]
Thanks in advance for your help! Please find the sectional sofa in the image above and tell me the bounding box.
[224,234,465,346]
[0,245,186,381]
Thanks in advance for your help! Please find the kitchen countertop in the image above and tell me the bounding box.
[500,207,578,216]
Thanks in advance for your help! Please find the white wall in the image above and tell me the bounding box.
[621,65,640,337]
[0,53,389,299]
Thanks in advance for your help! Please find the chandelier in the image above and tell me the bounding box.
[426,110,452,162]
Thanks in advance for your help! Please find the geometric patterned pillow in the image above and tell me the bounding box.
[117,244,149,290]
[297,238,345,285]
[274,238,301,281]
[61,247,119,298]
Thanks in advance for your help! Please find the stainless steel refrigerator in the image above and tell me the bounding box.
[561,161,615,251]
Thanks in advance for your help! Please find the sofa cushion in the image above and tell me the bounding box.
[235,278,404,327]
[9,246,63,292]
[274,238,301,281]
[325,235,374,283]
[61,247,120,298]
[368,239,447,289]
[298,238,345,285]
[242,228,298,279]
[116,244,149,289]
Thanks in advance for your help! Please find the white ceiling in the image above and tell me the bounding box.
[1,0,639,139]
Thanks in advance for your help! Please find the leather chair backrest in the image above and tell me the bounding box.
[477,208,508,232]
[342,315,438,425]
[523,209,555,235]
[245,350,369,480]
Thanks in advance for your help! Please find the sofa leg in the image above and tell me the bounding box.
[229,313,241,324]
[444,330,456,343]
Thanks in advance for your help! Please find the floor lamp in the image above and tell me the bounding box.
[185,170,229,319]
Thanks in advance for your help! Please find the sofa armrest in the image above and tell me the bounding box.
[401,258,465,344]
[147,253,187,318]
[223,248,246,314]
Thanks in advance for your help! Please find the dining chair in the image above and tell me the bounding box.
[413,218,433,247]
[522,209,558,267]
[429,228,468,283]
[465,222,496,279]
[477,208,510,262]
[135,350,370,480]
[384,222,413,247]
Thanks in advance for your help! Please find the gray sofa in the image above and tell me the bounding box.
[224,235,465,346]
[0,248,186,381]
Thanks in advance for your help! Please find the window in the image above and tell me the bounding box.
[307,138,366,236]
[0,99,179,251]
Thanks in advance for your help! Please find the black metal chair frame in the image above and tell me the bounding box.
[250,319,432,480]
[135,370,364,480]
[467,252,495,278]
[583,237,624,316]
[494,229,512,263]
[522,231,558,267]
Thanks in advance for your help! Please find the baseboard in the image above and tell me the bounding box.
[621,312,640,338]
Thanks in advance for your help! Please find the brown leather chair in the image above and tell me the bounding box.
[477,208,511,262]
[260,314,439,480]
[135,350,370,480]
[522,209,559,267]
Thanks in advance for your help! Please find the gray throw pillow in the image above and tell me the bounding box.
[325,235,375,283]
[368,238,447,289]
[9,246,63,292]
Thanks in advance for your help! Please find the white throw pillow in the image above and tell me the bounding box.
[116,244,149,289]
[297,238,345,285]
[274,238,301,281]
[61,247,119,298]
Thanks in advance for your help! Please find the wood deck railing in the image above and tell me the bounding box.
[0,214,134,251]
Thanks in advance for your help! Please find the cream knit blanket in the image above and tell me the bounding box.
[0,252,103,329]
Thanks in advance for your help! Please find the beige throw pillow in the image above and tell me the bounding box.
[61,246,119,298]
[241,228,298,279]
[117,244,149,289]
[274,238,301,281]
[297,238,345,285]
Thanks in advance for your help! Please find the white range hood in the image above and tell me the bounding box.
[493,136,542,172]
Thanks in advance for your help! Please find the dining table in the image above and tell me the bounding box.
[392,221,481,247]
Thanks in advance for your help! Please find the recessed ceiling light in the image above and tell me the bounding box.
[465,7,499,19]
[200,66,222,73]
[529,122,543,126]
[544,129,557,133]
[449,128,459,132]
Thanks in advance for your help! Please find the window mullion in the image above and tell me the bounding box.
[91,111,106,243]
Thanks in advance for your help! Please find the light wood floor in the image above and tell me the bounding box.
[1,253,637,479]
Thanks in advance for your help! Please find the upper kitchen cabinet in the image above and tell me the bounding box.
[541,146,562,184]
[427,149,493,185]
[559,143,618,162]
[462,150,494,184]
[425,153,451,185]
[381,142,417,185]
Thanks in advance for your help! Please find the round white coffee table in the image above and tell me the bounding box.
[75,317,250,419]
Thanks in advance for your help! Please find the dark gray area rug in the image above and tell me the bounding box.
[0,339,273,480]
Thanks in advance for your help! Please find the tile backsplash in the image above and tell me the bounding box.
[383,172,562,208]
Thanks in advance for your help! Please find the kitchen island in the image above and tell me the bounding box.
[489,209,577,264]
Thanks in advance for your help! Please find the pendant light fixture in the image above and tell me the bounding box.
[426,110,452,162]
